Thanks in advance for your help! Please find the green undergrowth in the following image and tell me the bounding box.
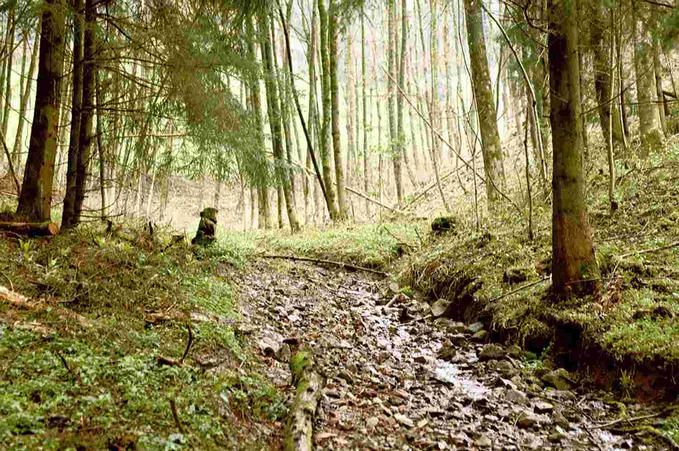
[0,221,282,449]
[219,222,426,270]
[398,143,679,395]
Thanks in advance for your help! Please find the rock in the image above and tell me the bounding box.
[496,377,517,390]
[534,401,555,413]
[366,417,379,428]
[449,333,468,345]
[495,360,517,376]
[275,343,291,363]
[505,389,529,405]
[516,411,539,429]
[467,321,484,333]
[431,216,457,235]
[503,268,528,285]
[337,371,354,384]
[394,414,414,428]
[434,318,467,333]
[548,433,566,443]
[437,345,457,361]
[479,344,504,361]
[475,435,492,448]
[431,300,452,317]
[541,368,575,391]
[507,345,522,359]
[471,330,488,342]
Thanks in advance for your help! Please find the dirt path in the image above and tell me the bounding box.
[237,260,672,450]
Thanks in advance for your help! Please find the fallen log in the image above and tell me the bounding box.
[284,348,324,451]
[0,285,92,329]
[0,221,59,236]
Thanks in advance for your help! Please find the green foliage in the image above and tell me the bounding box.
[0,223,281,448]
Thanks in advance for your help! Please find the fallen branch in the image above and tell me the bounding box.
[52,350,83,384]
[403,314,433,325]
[157,323,194,367]
[488,276,551,303]
[258,254,388,276]
[0,221,59,236]
[169,399,185,434]
[620,241,679,259]
[284,347,324,451]
[0,285,93,328]
[402,169,456,209]
[344,186,405,214]
[589,412,662,430]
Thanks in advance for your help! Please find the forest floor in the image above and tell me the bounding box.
[2,145,679,448]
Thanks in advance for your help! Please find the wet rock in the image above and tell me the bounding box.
[431,300,452,318]
[475,435,492,448]
[507,345,522,359]
[479,344,504,361]
[394,413,414,428]
[534,401,555,413]
[437,345,457,361]
[275,343,291,363]
[541,368,575,390]
[471,330,488,342]
[548,432,566,443]
[516,411,539,429]
[505,389,529,405]
[467,321,484,333]
[495,360,517,376]
[503,268,528,285]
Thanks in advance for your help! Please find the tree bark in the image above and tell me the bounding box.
[633,2,663,157]
[17,0,67,222]
[548,0,599,297]
[463,0,505,205]
[61,0,84,229]
[12,22,40,169]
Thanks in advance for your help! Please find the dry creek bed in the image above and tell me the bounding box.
[233,260,676,450]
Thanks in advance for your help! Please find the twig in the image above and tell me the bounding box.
[345,186,405,214]
[258,254,388,276]
[180,323,193,364]
[53,350,82,384]
[403,314,432,325]
[169,399,185,434]
[619,241,679,259]
[488,276,551,303]
[589,412,662,430]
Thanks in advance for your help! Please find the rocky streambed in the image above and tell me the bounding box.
[236,260,676,450]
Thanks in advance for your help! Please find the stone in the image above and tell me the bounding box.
[431,300,452,318]
[479,344,504,361]
[437,345,457,361]
[431,216,457,235]
[471,330,488,342]
[495,360,517,376]
[534,401,555,413]
[366,417,379,428]
[516,411,539,429]
[275,343,291,363]
[475,435,492,448]
[394,414,414,428]
[467,321,484,333]
[541,368,575,391]
[503,268,528,285]
[548,433,566,443]
[507,345,522,359]
[505,389,529,405]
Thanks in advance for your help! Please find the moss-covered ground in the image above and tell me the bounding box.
[0,220,284,449]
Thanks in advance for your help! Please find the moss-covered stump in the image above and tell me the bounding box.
[192,207,218,245]
[284,348,324,451]
[431,216,457,235]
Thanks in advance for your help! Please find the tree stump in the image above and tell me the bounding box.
[192,208,218,245]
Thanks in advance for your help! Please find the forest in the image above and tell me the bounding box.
[1,0,679,449]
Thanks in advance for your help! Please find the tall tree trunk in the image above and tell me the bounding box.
[13,22,40,168]
[62,0,84,229]
[633,3,663,157]
[317,0,339,220]
[246,17,272,229]
[17,0,66,222]
[2,8,15,140]
[261,14,301,232]
[463,0,505,205]
[361,9,369,216]
[73,0,96,224]
[328,0,348,219]
[548,0,599,297]
[387,0,402,205]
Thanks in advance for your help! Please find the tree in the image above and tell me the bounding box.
[463,0,505,206]
[17,0,67,222]
[633,1,664,157]
[548,0,599,297]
